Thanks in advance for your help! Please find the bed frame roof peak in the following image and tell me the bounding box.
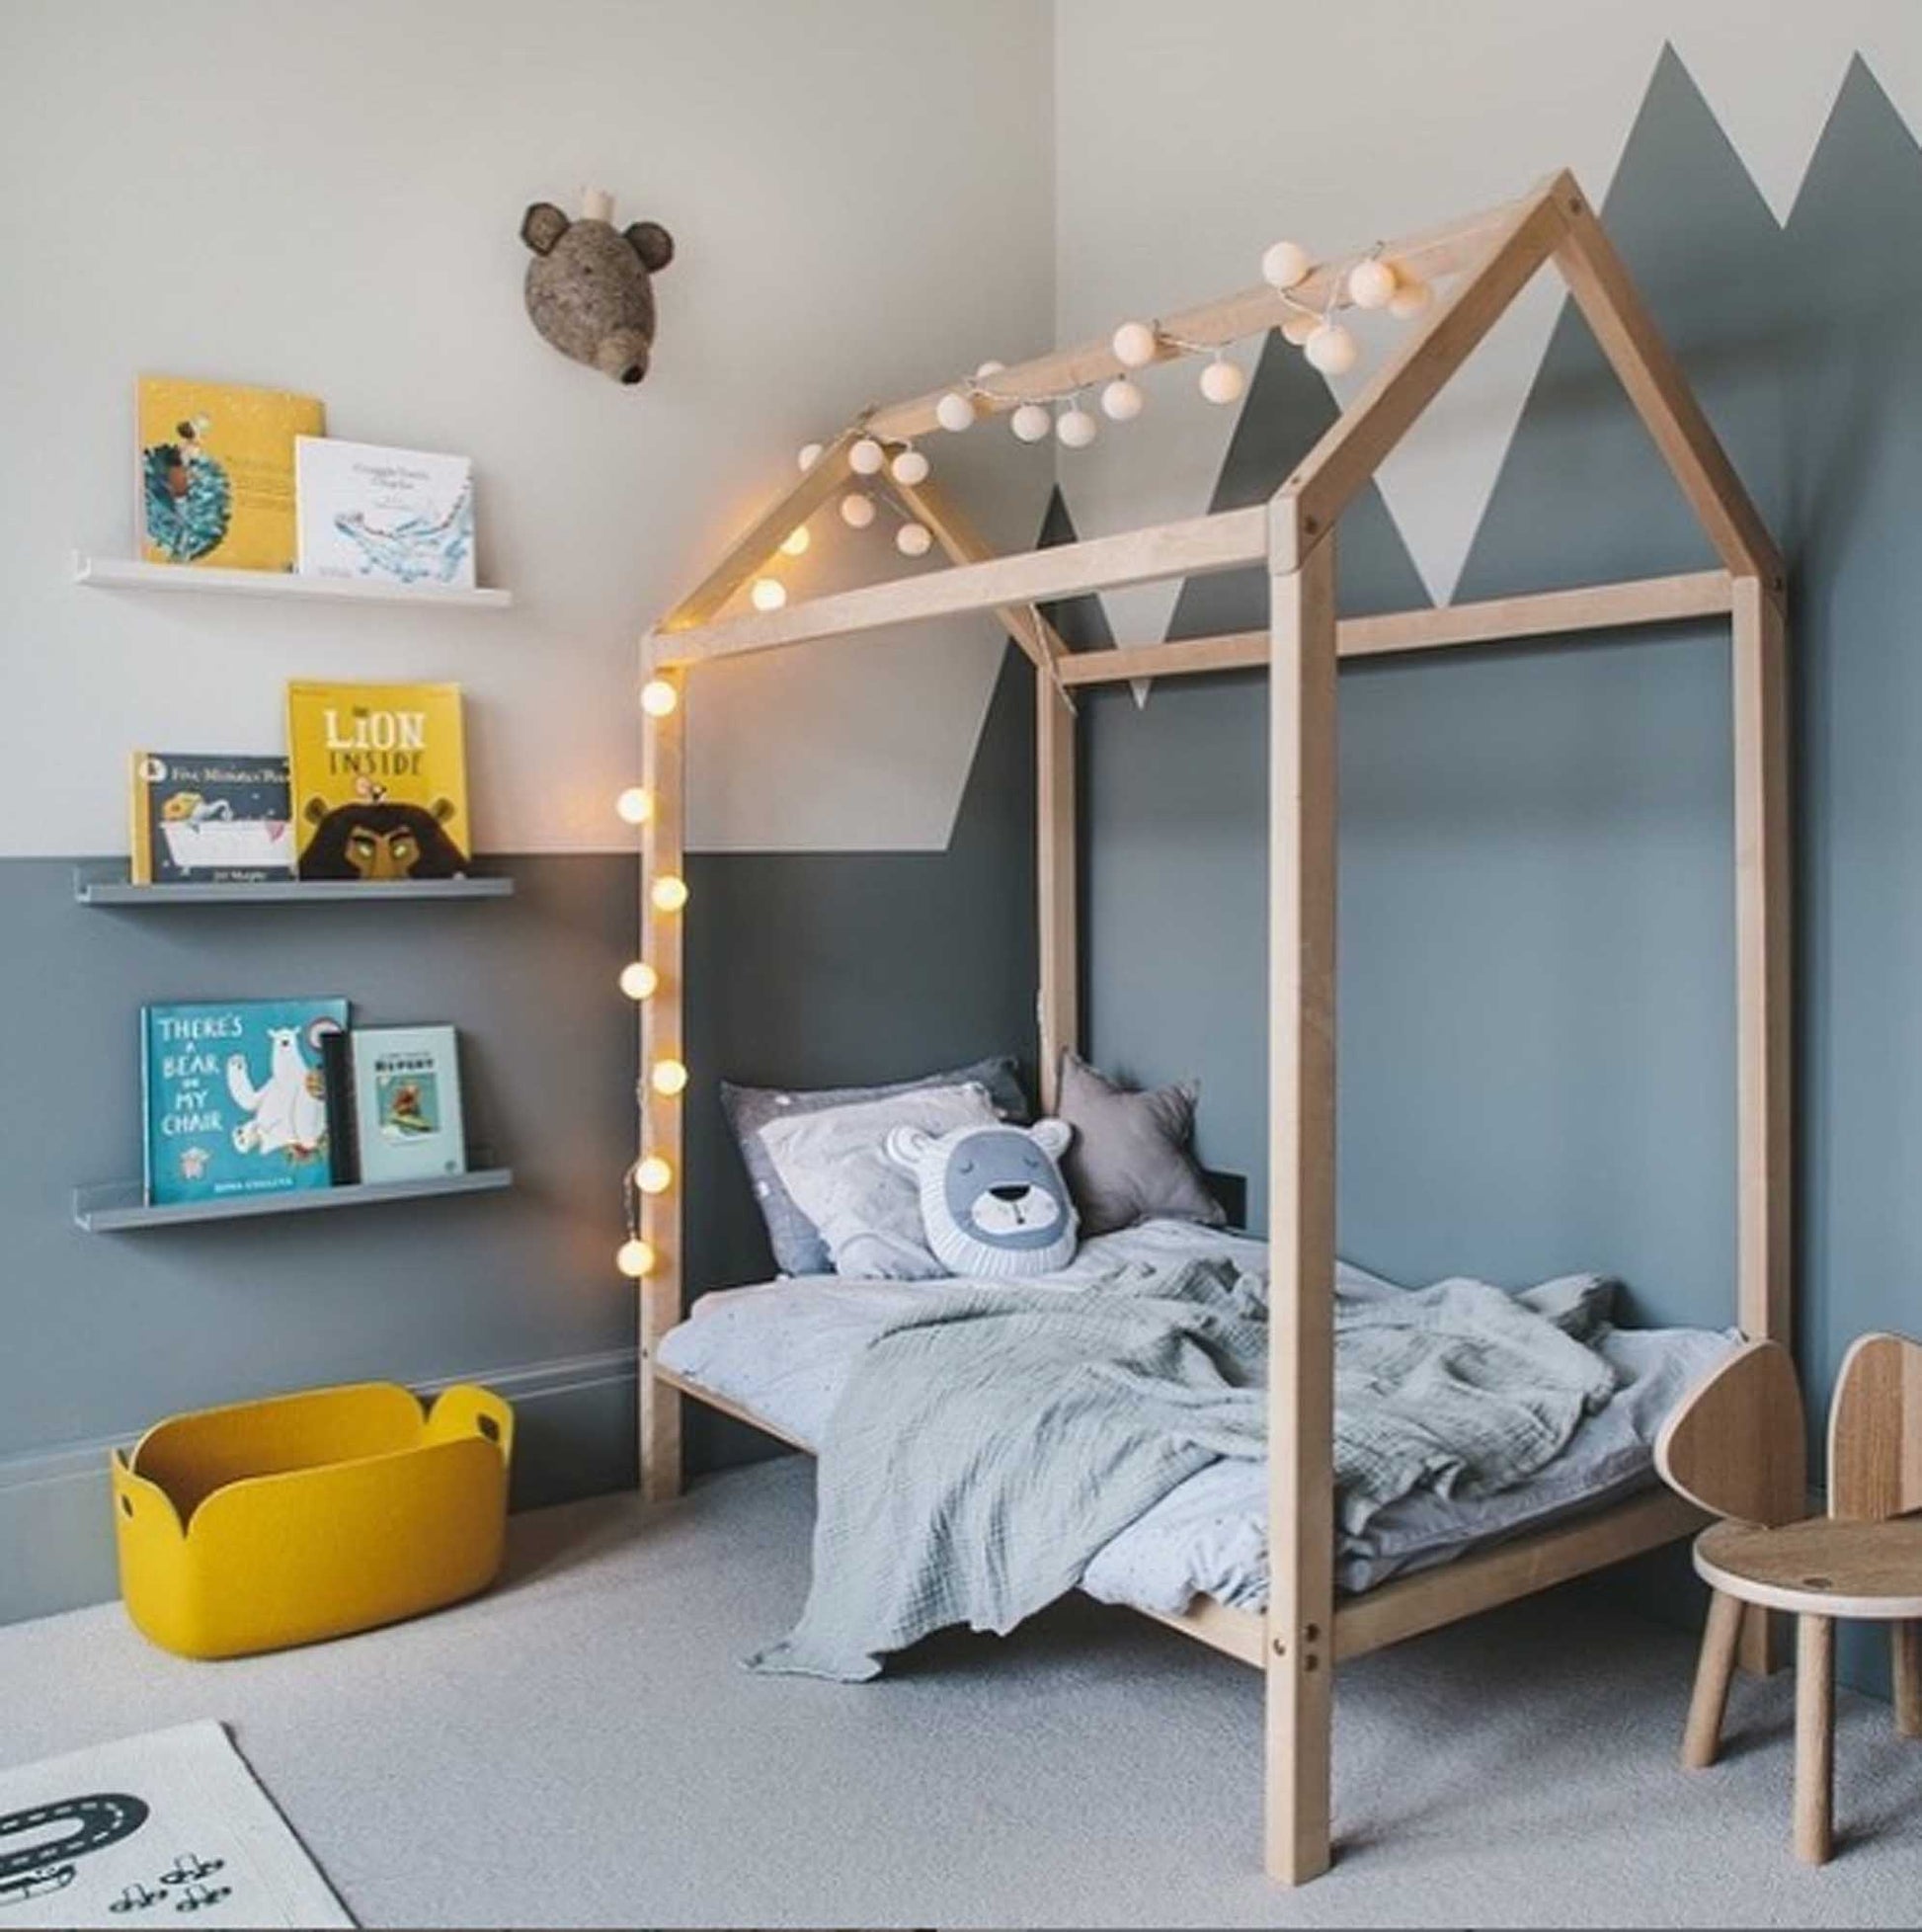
[647,169,1781,676]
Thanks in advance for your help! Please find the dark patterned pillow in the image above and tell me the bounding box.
[721,1057,1029,1275]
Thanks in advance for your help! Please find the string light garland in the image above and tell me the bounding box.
[651,1058,689,1096]
[640,678,679,718]
[750,577,787,612]
[779,524,811,556]
[651,873,688,913]
[619,960,659,1001]
[634,1154,674,1195]
[840,491,876,527]
[615,785,653,826]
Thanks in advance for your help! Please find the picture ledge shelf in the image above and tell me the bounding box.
[72,552,513,608]
[73,865,515,905]
[73,1167,514,1233]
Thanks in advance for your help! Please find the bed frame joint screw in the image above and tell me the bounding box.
[1271,1638,1287,1657]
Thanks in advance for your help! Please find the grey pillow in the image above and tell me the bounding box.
[721,1056,1029,1274]
[1054,1050,1227,1237]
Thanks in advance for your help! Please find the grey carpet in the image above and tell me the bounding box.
[3,1456,1920,1929]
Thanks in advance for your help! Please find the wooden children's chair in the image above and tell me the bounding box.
[1656,1333,1922,1864]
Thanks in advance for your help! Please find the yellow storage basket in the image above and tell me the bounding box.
[112,1380,514,1659]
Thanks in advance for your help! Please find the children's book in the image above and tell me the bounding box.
[350,1025,467,1185]
[319,1029,360,1184]
[128,753,294,885]
[294,438,476,588]
[137,377,324,572]
[142,999,348,1206]
[285,681,470,881]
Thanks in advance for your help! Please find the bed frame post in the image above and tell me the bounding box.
[638,663,685,1503]
[1037,665,1078,1112]
[1732,571,1792,1670]
[1264,509,1338,1885]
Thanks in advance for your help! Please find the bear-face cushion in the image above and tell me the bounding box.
[885,1119,1079,1279]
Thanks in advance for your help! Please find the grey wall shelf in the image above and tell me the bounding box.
[74,1167,513,1232]
[74,865,514,905]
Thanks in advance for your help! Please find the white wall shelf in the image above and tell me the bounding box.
[74,864,515,905]
[72,552,512,609]
[74,1167,513,1233]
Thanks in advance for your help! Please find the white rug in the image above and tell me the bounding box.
[0,1721,350,1928]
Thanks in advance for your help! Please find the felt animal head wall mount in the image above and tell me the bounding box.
[521,188,675,386]
[886,1118,1079,1279]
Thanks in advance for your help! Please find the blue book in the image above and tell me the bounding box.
[142,999,349,1205]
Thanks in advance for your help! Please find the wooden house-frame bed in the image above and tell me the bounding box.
[630,170,1793,1885]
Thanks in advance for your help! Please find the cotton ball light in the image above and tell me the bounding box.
[651,1058,689,1097]
[1347,259,1399,311]
[618,960,659,1001]
[890,447,930,487]
[1199,357,1246,406]
[896,521,932,558]
[1100,377,1145,422]
[935,390,976,433]
[1110,320,1159,369]
[1010,402,1052,443]
[1305,322,1359,376]
[1055,405,1098,448]
[640,679,679,718]
[1388,277,1433,321]
[750,577,786,612]
[848,436,885,475]
[796,442,824,472]
[779,524,810,557]
[634,1155,674,1196]
[615,786,653,826]
[1261,240,1311,289]
[975,360,1007,378]
[615,1238,656,1279]
[840,491,876,528]
[651,873,689,913]
[1281,311,1321,347]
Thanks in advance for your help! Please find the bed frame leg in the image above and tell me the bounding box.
[640,1363,683,1502]
[1264,521,1338,1886]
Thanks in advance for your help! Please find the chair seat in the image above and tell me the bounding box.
[1696,1515,1922,1619]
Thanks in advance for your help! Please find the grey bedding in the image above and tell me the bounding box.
[658,1222,1735,1623]
[746,1248,1638,1680]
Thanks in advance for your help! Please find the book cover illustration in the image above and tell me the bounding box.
[351,1025,467,1184]
[294,438,476,588]
[137,377,324,572]
[285,682,470,881]
[143,999,348,1205]
[128,753,294,885]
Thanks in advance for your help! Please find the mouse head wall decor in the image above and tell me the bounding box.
[521,187,674,385]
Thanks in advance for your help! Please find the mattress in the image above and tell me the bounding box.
[656,1219,1736,1612]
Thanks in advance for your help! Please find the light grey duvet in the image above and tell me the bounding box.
[658,1222,1736,1633]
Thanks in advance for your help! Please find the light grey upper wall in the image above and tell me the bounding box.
[0,0,1055,859]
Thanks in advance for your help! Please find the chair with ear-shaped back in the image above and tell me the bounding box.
[1827,1332,1922,1737]
[1654,1339,1808,1771]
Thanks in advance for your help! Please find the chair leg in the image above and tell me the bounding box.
[1893,1622,1922,1739]
[1795,1614,1835,1866]
[1683,1589,1745,1769]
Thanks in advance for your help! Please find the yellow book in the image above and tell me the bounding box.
[138,377,324,572]
[286,682,470,881]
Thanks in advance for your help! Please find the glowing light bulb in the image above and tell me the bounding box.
[796,442,824,472]
[651,1058,689,1096]
[1111,320,1158,368]
[935,390,976,433]
[1101,377,1144,422]
[896,521,932,557]
[619,960,659,1001]
[849,436,885,475]
[840,492,876,528]
[651,874,688,913]
[635,1154,673,1195]
[1199,357,1246,406]
[615,786,654,826]
[641,679,679,718]
[779,524,811,557]
[616,1238,656,1278]
[1010,402,1052,443]
[751,577,787,612]
[890,447,930,487]
[1261,240,1311,290]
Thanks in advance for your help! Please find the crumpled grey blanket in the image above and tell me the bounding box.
[749,1255,1620,1681]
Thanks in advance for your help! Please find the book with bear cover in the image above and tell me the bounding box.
[349,1025,467,1185]
[142,999,349,1205]
[128,752,294,885]
[137,377,324,572]
[294,437,476,588]
[285,681,470,881]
